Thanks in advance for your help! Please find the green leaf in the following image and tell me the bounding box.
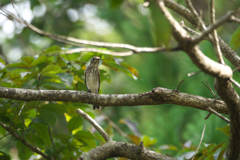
[31,56,50,67]
[21,57,35,65]
[67,117,83,133]
[0,57,5,65]
[57,73,74,87]
[40,103,67,115]
[217,125,230,136]
[100,69,111,83]
[102,60,134,79]
[110,0,124,8]
[0,151,11,160]
[74,131,98,149]
[60,52,80,61]
[31,123,52,147]
[40,65,63,75]
[40,45,62,56]
[230,27,240,50]
[149,3,171,47]
[54,133,72,144]
[17,141,33,160]
[39,108,57,126]
[141,135,157,147]
[121,61,140,78]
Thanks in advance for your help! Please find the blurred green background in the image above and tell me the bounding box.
[0,0,239,158]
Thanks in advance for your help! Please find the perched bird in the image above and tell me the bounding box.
[84,56,101,110]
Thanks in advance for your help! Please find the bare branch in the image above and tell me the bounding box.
[18,101,27,116]
[229,16,240,23]
[100,111,130,141]
[0,7,175,55]
[0,86,228,114]
[209,0,225,64]
[191,124,206,160]
[0,121,51,160]
[76,109,111,142]
[163,0,240,71]
[185,0,207,30]
[207,107,230,123]
[157,1,232,79]
[82,141,175,160]
[192,11,234,45]
[48,47,180,57]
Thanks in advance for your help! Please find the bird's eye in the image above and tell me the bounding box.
[92,57,95,60]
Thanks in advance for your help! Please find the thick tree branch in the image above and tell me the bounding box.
[82,141,175,160]
[215,79,240,159]
[0,121,51,160]
[157,1,240,159]
[162,0,240,71]
[78,109,175,160]
[157,1,232,79]
[0,86,228,114]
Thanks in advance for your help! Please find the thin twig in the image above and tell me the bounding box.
[207,107,230,123]
[176,79,184,91]
[192,11,235,45]
[20,116,37,148]
[0,133,10,140]
[229,16,240,23]
[210,0,225,64]
[230,78,240,89]
[87,128,105,144]
[76,109,111,142]
[99,110,130,141]
[204,74,216,99]
[0,121,51,160]
[187,70,202,77]
[18,101,27,116]
[0,6,177,55]
[185,0,207,31]
[192,124,206,160]
[204,112,212,120]
[48,126,55,148]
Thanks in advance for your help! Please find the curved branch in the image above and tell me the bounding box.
[0,87,228,114]
[215,79,240,159]
[162,0,240,70]
[82,141,175,160]
[157,1,232,79]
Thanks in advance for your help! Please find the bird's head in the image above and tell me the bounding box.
[89,56,101,67]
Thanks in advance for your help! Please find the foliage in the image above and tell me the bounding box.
[0,0,236,159]
[0,45,139,159]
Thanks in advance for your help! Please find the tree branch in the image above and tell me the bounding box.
[77,109,175,160]
[76,109,111,142]
[157,1,232,79]
[0,7,173,55]
[0,86,228,114]
[209,0,224,64]
[191,11,235,45]
[215,79,240,159]
[81,141,175,160]
[0,121,51,160]
[162,0,240,71]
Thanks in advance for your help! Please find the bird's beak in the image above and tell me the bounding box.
[97,57,101,61]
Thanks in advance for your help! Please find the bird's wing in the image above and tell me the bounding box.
[84,68,88,90]
[97,68,100,93]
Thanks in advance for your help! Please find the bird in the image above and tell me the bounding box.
[84,56,101,110]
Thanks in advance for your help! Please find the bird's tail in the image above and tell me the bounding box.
[93,105,100,110]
